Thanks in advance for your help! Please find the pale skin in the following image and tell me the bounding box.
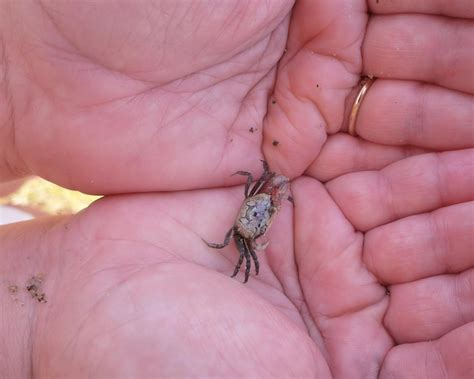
[0,0,473,378]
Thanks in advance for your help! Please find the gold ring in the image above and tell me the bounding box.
[348,76,376,136]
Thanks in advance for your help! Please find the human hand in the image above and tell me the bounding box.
[271,1,473,377]
[1,1,473,378]
[0,0,292,192]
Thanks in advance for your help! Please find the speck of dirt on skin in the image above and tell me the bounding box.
[272,140,280,147]
[26,275,47,304]
[8,285,18,294]
[316,83,320,88]
[249,127,255,133]
[271,100,276,105]
[8,284,24,305]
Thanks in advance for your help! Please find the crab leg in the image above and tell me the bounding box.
[249,160,274,196]
[232,171,253,197]
[245,240,260,275]
[243,245,251,283]
[203,227,234,249]
[232,235,246,278]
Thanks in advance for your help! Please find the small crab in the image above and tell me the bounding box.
[203,161,291,283]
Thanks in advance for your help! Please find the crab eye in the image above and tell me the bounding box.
[253,212,257,217]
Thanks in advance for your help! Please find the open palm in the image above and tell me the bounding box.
[1,1,472,378]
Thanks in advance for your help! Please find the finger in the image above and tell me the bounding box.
[385,269,474,343]
[264,0,368,177]
[349,80,474,150]
[307,134,428,182]
[294,177,385,317]
[293,177,392,377]
[327,149,474,231]
[363,15,474,93]
[380,322,474,379]
[368,0,474,19]
[365,202,474,284]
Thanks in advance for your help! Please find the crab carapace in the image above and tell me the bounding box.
[203,161,291,283]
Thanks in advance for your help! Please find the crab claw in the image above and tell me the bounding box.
[252,235,270,251]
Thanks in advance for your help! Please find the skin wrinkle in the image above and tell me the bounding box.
[378,170,399,223]
[428,210,451,274]
[37,1,90,69]
[363,234,384,285]
[455,270,474,325]
[40,2,115,77]
[408,82,429,143]
[323,175,359,229]
[433,152,449,207]
[265,259,306,331]
[353,138,370,172]
[130,200,260,275]
[207,24,286,174]
[432,18,465,88]
[468,272,474,320]
[37,1,169,85]
[0,34,21,179]
[262,185,305,313]
[292,8,361,68]
[212,87,257,173]
[287,59,332,132]
[299,217,386,320]
[432,342,449,379]
[41,270,125,370]
[273,89,319,149]
[348,28,367,75]
[452,274,466,325]
[40,2,289,85]
[367,0,472,18]
[309,37,361,74]
[299,301,329,357]
[46,216,108,280]
[275,18,351,140]
[85,314,145,376]
[321,301,391,378]
[260,286,307,333]
[403,145,427,160]
[304,232,362,294]
[275,242,306,312]
[42,260,184,376]
[273,91,327,171]
[297,286,331,352]
[305,136,427,182]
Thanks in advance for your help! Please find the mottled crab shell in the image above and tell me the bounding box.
[234,193,277,240]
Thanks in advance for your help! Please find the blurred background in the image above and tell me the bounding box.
[0,177,99,225]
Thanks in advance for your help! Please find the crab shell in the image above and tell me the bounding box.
[234,174,290,241]
[235,193,274,240]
